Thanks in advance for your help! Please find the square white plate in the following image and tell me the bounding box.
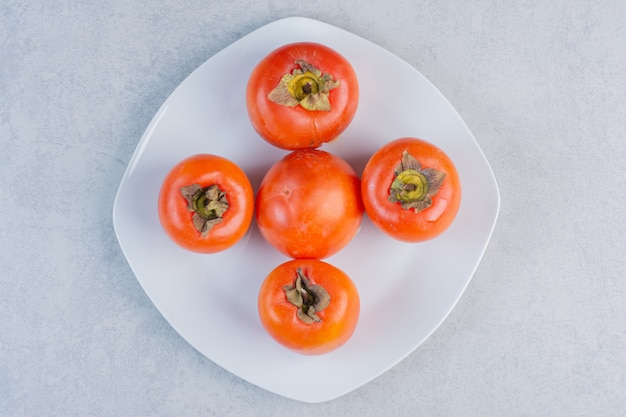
[113,17,500,403]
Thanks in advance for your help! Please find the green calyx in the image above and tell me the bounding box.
[180,184,229,237]
[388,150,446,213]
[267,59,340,111]
[282,268,331,325]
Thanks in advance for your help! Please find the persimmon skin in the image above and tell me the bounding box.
[258,259,360,355]
[157,154,254,254]
[361,137,462,242]
[255,149,364,259]
[246,42,359,150]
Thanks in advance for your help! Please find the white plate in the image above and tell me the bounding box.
[113,17,500,403]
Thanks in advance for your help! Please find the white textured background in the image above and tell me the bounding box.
[2,1,625,416]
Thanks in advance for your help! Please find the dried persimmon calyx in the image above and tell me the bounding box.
[268,59,340,111]
[282,268,331,324]
[388,150,446,213]
[180,184,229,237]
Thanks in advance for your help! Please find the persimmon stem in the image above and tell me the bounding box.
[180,184,229,237]
[267,60,340,111]
[282,268,331,325]
[388,150,446,213]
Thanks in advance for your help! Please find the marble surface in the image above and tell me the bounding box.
[2,1,625,415]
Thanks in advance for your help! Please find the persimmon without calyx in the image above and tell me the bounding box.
[255,148,363,259]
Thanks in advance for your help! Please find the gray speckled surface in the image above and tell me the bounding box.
[2,1,625,415]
